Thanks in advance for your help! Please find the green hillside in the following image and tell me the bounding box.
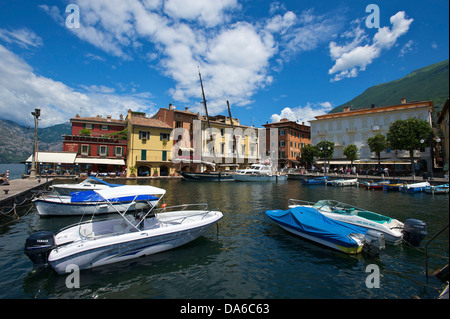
[330,59,449,115]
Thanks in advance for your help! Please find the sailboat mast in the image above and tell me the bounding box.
[198,68,210,129]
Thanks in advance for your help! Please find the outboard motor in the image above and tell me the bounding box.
[24,231,56,266]
[403,219,427,247]
[363,230,385,257]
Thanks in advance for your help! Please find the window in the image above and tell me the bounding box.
[80,144,90,155]
[160,133,170,141]
[114,146,123,156]
[162,151,167,161]
[100,124,110,131]
[84,123,93,129]
[139,131,150,140]
[280,130,285,136]
[279,140,285,147]
[141,150,147,161]
[98,145,108,156]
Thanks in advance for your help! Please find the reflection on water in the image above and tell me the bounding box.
[1,179,448,299]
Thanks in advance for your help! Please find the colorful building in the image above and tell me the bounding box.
[263,119,311,169]
[309,99,434,169]
[62,114,127,174]
[125,109,174,177]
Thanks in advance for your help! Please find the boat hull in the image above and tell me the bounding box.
[33,197,158,216]
[265,207,365,254]
[48,210,223,274]
[232,174,287,182]
[180,172,234,181]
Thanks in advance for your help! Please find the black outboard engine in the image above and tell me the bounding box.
[403,219,427,247]
[24,231,56,266]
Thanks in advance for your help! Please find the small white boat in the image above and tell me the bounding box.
[33,185,165,216]
[400,181,430,193]
[332,178,358,187]
[232,163,286,182]
[50,176,123,195]
[25,202,223,274]
[287,199,426,245]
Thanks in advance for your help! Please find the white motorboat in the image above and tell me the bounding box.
[332,178,358,187]
[25,202,223,274]
[400,181,430,193]
[50,176,123,195]
[424,184,449,194]
[33,185,165,216]
[287,199,426,245]
[231,163,287,182]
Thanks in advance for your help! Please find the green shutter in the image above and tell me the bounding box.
[141,150,146,161]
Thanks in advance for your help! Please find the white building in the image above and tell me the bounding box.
[309,99,434,169]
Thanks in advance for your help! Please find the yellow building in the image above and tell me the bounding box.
[197,115,259,171]
[125,109,174,177]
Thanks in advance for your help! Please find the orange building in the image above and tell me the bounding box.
[263,119,311,169]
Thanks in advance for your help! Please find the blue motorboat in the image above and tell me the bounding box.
[265,206,384,254]
[302,176,327,185]
[424,184,449,194]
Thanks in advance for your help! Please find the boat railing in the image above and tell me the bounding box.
[154,203,211,224]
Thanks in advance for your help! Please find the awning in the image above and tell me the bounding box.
[315,160,352,165]
[25,152,77,164]
[75,158,126,166]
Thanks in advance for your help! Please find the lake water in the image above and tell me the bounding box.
[0,179,448,302]
[0,163,25,180]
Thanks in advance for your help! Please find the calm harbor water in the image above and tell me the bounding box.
[0,179,448,299]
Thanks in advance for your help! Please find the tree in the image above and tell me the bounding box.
[316,140,334,173]
[343,144,358,166]
[387,118,433,176]
[301,144,318,169]
[367,133,387,170]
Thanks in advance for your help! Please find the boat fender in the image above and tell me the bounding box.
[403,219,427,247]
[24,231,56,266]
[363,230,385,256]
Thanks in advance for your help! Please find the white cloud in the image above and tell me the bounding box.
[0,44,154,127]
[399,40,414,57]
[37,1,343,118]
[0,28,43,48]
[270,102,333,124]
[328,11,413,81]
[163,0,239,27]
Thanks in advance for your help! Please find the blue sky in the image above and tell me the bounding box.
[0,0,448,128]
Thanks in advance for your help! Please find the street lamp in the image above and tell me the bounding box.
[29,108,41,180]
[420,136,441,180]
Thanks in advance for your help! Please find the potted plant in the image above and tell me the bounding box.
[153,168,158,176]
[129,165,137,177]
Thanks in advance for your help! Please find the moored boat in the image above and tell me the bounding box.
[424,184,449,194]
[180,171,234,181]
[232,163,286,182]
[33,185,165,216]
[362,180,390,190]
[50,176,123,195]
[302,176,327,185]
[288,199,427,246]
[25,202,223,274]
[265,206,384,255]
[400,181,430,193]
[383,183,404,191]
[332,178,358,187]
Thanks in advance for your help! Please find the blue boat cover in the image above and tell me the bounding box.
[70,190,158,203]
[89,176,123,187]
[265,206,367,248]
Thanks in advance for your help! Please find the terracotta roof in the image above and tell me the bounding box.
[314,100,434,120]
[71,116,125,125]
[127,116,172,129]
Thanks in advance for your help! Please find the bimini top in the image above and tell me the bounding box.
[71,185,166,203]
[265,206,367,248]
